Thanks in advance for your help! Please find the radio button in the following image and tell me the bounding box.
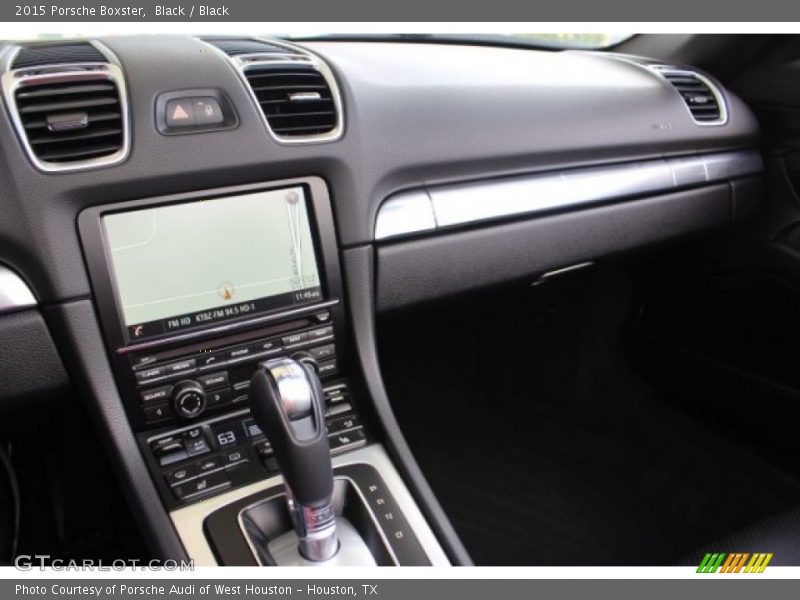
[281,331,308,347]
[140,385,172,404]
[313,310,331,323]
[317,360,338,377]
[232,379,250,392]
[228,346,251,361]
[310,344,336,361]
[197,351,226,370]
[251,338,282,355]
[308,326,334,341]
[197,371,229,389]
[143,403,172,423]
[206,388,231,407]
[165,359,196,376]
[136,366,164,384]
[132,355,159,369]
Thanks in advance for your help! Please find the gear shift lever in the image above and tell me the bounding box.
[249,357,338,562]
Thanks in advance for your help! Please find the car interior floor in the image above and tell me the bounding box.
[378,258,800,566]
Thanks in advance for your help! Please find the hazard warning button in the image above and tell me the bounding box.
[157,89,237,136]
[165,98,196,127]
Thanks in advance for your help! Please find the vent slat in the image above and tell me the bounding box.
[37,142,122,161]
[23,111,121,130]
[244,65,337,138]
[14,77,124,164]
[12,42,107,69]
[661,69,723,124]
[266,110,336,119]
[29,127,122,145]
[18,96,119,114]
[204,39,295,56]
[16,82,116,99]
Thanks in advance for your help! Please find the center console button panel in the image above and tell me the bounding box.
[133,322,338,425]
[143,382,366,509]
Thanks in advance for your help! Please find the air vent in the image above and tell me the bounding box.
[244,65,339,139]
[204,37,343,144]
[13,78,124,164]
[656,67,727,125]
[12,42,107,69]
[3,46,129,172]
[205,38,294,56]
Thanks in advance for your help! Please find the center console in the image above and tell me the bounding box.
[78,176,449,566]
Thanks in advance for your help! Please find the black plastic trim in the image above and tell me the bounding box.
[43,299,188,559]
[376,183,739,311]
[341,246,473,565]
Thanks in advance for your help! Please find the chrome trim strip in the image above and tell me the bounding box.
[0,42,131,173]
[202,38,344,145]
[374,150,763,241]
[649,65,728,127]
[374,189,437,240]
[116,298,340,354]
[0,265,36,314]
[170,444,450,566]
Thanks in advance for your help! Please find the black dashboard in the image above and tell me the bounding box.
[0,34,764,565]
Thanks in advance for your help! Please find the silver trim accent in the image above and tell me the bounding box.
[374,150,763,241]
[374,190,437,240]
[266,516,376,567]
[261,357,314,419]
[0,265,36,314]
[649,65,728,127]
[531,261,594,287]
[289,91,322,102]
[170,444,450,566]
[202,38,344,145]
[239,477,390,566]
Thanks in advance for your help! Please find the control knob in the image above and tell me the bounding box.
[172,380,206,419]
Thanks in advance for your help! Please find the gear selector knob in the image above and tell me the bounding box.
[250,357,338,561]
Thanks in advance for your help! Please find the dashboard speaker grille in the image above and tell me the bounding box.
[244,65,337,137]
[12,42,107,69]
[13,78,124,163]
[660,69,725,124]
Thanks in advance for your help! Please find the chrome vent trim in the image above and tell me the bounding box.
[650,64,728,126]
[1,40,130,173]
[202,37,344,144]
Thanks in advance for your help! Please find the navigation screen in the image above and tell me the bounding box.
[103,186,323,341]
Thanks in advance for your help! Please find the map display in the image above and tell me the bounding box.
[103,186,322,339]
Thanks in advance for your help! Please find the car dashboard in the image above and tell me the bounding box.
[0,35,764,566]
